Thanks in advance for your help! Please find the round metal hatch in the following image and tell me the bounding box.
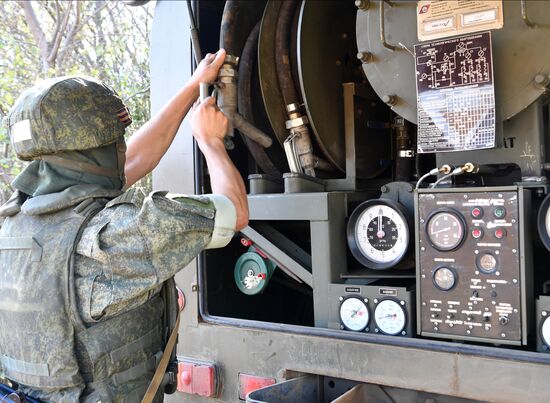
[297,0,362,173]
[357,0,550,124]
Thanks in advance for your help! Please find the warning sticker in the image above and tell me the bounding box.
[415,32,496,154]
[417,1,503,41]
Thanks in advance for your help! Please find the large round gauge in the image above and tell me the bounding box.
[426,210,466,251]
[542,316,550,347]
[339,297,369,331]
[374,299,406,335]
[537,193,550,252]
[347,199,411,270]
[433,267,456,291]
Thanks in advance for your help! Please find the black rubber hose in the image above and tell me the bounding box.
[275,0,300,105]
[237,22,281,177]
[219,0,240,55]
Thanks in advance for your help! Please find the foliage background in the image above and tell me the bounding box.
[0,0,154,202]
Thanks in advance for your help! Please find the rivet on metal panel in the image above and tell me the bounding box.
[191,283,199,292]
[382,95,396,106]
[357,51,372,64]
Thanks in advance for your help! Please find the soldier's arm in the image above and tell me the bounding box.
[124,49,227,188]
[190,97,249,231]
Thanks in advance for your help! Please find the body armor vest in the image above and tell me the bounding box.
[0,189,168,402]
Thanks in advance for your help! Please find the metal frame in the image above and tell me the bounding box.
[150,2,550,402]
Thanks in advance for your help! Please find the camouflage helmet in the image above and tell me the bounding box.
[6,76,131,161]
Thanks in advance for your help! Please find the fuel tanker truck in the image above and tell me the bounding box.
[145,0,550,401]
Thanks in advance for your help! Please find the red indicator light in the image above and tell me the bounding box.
[471,228,483,239]
[494,228,506,239]
[471,207,483,218]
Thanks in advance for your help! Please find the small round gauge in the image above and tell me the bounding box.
[339,297,370,331]
[426,210,466,251]
[541,316,550,347]
[476,252,498,274]
[347,199,411,270]
[374,299,406,335]
[433,267,456,291]
[537,193,550,252]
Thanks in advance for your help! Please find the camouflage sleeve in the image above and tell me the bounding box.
[75,189,225,323]
[168,193,237,249]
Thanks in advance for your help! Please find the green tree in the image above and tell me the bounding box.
[0,0,154,199]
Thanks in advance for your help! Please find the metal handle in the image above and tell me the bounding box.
[379,0,397,51]
[521,0,536,28]
[199,82,209,102]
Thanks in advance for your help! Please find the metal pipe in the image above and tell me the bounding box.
[521,0,536,28]
[186,0,202,64]
[234,114,273,148]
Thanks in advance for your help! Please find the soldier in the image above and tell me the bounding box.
[0,49,247,402]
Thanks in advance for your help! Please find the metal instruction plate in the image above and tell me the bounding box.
[415,31,495,154]
[417,0,503,41]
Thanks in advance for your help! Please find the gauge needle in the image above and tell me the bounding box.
[377,214,385,239]
[431,226,451,235]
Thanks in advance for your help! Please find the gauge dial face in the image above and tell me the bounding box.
[355,204,409,264]
[374,299,406,335]
[433,267,456,291]
[339,297,369,331]
[545,208,550,242]
[477,253,498,274]
[542,316,550,346]
[427,211,465,251]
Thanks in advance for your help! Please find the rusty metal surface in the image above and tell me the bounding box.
[258,0,288,147]
[297,0,363,175]
[167,320,550,403]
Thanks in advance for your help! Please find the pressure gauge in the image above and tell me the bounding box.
[537,193,550,252]
[433,267,456,291]
[374,299,406,335]
[426,210,466,251]
[542,316,550,347]
[339,297,370,331]
[347,199,411,269]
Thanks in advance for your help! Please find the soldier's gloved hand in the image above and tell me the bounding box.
[190,49,226,86]
[190,96,229,147]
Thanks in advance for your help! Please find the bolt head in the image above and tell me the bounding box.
[339,296,344,301]
[535,74,549,86]
[355,0,370,10]
[543,311,548,317]
[400,300,405,305]
[382,94,397,105]
[373,298,379,304]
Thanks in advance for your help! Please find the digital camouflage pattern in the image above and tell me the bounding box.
[7,77,127,161]
[75,188,215,322]
[0,185,216,402]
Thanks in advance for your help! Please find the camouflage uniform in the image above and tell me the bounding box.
[0,77,236,402]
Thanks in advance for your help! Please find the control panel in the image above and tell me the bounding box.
[416,187,531,345]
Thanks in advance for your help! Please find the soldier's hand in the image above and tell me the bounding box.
[190,96,228,146]
[190,49,226,86]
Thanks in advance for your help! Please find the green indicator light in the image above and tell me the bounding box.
[494,207,506,219]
